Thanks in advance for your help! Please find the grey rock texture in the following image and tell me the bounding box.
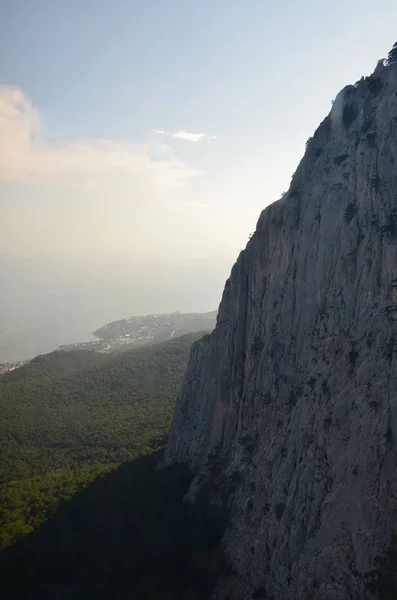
[164,57,397,599]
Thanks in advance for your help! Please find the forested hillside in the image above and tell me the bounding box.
[0,333,204,550]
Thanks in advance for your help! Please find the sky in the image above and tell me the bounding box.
[0,0,397,358]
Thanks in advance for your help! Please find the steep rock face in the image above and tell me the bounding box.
[164,58,397,599]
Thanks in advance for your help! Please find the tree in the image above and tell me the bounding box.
[387,42,397,65]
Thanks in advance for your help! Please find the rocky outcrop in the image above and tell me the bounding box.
[163,55,397,599]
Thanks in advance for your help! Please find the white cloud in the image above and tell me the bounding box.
[0,85,200,187]
[152,128,218,143]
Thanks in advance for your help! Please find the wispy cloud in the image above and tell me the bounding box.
[152,128,218,143]
[0,86,200,187]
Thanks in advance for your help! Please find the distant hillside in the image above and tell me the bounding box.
[61,310,217,353]
[1,349,104,382]
[0,332,205,549]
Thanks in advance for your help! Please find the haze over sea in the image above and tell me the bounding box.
[1,0,397,360]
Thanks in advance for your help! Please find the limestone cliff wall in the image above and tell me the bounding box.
[164,58,397,599]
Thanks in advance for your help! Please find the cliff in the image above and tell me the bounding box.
[164,53,397,599]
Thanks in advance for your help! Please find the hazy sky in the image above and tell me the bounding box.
[0,1,397,357]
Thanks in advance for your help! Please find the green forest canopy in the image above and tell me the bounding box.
[0,332,204,550]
